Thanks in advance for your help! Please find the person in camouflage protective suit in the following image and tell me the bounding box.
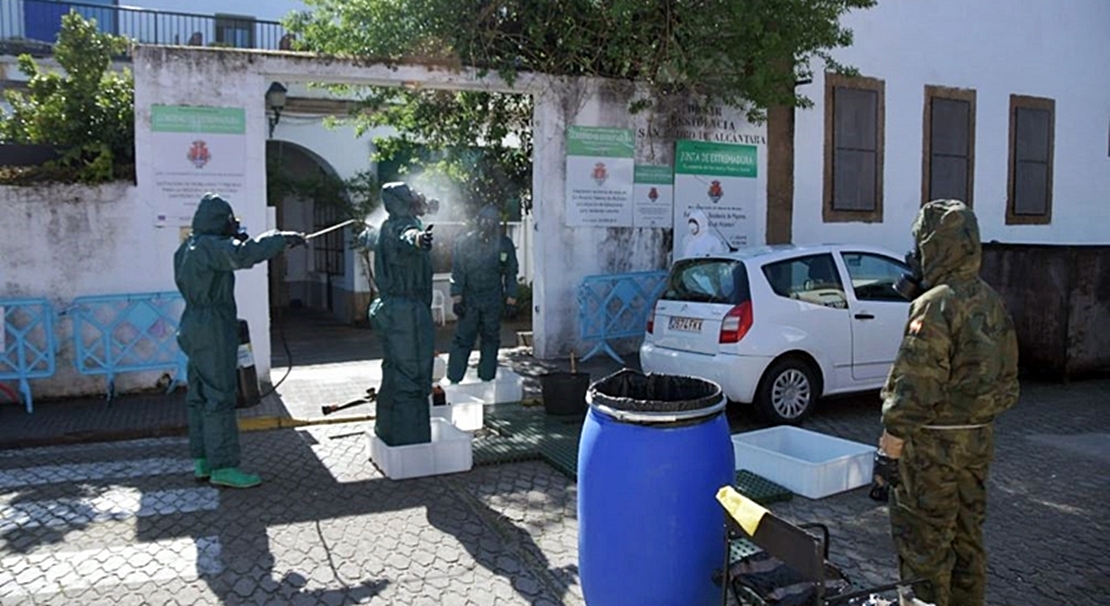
[877,200,1019,606]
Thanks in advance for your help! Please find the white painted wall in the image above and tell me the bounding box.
[531,79,767,358]
[0,183,184,398]
[793,0,1110,250]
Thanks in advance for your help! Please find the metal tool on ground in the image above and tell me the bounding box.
[321,387,378,416]
[305,219,359,241]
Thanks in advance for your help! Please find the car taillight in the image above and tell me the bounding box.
[646,306,656,334]
[719,301,753,344]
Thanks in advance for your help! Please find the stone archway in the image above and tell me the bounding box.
[265,139,348,318]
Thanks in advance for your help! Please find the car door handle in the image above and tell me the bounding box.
[854,313,875,320]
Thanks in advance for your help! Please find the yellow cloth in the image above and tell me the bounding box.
[715,486,767,537]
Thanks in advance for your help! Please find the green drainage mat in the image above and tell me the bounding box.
[472,432,543,466]
[537,434,580,480]
[479,407,795,508]
[734,469,793,505]
[729,537,761,563]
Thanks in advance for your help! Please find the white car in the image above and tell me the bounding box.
[640,244,911,424]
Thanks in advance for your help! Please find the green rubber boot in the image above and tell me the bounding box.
[209,468,262,489]
[194,458,211,482]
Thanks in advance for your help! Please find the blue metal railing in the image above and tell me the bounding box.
[577,271,668,364]
[0,298,57,413]
[69,291,186,400]
[1,0,292,54]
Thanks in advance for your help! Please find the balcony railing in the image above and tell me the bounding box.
[1,0,293,55]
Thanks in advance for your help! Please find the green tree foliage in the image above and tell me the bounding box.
[0,12,134,184]
[287,0,874,216]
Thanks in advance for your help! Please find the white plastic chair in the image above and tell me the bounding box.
[431,290,446,325]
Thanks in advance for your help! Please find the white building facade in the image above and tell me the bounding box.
[790,0,1110,251]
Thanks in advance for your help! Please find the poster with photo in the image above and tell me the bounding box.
[565,126,635,227]
[673,140,758,257]
[632,165,674,228]
[149,105,247,227]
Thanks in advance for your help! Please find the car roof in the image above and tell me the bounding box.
[699,243,903,265]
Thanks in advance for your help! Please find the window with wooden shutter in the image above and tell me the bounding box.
[1007,95,1055,225]
[824,74,885,223]
[922,86,976,206]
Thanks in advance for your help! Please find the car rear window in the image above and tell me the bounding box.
[661,258,750,305]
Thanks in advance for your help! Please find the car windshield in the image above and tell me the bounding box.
[661,258,750,305]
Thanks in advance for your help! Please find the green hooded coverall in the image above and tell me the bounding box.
[881,200,1020,606]
[370,183,436,446]
[447,205,519,383]
[174,194,300,485]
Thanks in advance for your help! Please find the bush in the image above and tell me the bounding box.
[0,12,134,184]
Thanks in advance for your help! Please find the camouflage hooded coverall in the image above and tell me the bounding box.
[881,200,1020,606]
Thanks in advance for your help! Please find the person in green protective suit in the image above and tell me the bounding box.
[447,204,519,383]
[369,182,437,446]
[876,200,1019,606]
[175,193,306,489]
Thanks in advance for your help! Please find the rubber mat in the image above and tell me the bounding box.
[734,469,793,504]
[728,537,761,563]
[537,434,580,480]
[472,433,542,466]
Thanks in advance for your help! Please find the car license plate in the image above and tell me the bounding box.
[668,316,703,332]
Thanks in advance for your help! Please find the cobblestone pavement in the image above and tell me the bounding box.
[1,378,1108,605]
[0,424,584,606]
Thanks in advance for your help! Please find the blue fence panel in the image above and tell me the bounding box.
[70,292,186,400]
[577,271,668,364]
[0,298,57,413]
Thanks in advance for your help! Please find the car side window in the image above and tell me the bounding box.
[841,253,909,302]
[761,254,847,309]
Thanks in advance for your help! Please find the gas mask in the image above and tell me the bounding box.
[893,247,925,301]
[412,192,440,217]
[225,215,249,242]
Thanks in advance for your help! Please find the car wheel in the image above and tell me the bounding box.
[754,358,818,424]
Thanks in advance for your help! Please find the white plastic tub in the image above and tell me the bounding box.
[369,418,473,480]
[731,426,875,499]
[430,391,484,432]
[439,367,524,404]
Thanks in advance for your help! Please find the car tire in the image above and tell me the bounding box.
[754,357,819,425]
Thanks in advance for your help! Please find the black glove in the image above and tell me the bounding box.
[869,452,901,501]
[417,228,434,250]
[282,232,307,248]
[452,301,466,318]
[503,302,518,320]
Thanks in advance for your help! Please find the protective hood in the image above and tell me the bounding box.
[913,199,982,286]
[688,209,709,231]
[191,193,234,236]
[382,182,417,218]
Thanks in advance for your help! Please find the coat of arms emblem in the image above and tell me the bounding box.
[187,140,211,169]
[707,180,724,203]
[591,162,608,186]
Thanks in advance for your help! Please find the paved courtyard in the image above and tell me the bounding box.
[0,311,1107,605]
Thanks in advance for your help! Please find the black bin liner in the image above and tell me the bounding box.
[588,369,722,415]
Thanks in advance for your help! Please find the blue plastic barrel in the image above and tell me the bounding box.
[577,370,734,606]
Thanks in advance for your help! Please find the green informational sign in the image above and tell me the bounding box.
[566,125,635,158]
[565,126,636,226]
[148,105,248,227]
[675,140,758,178]
[634,165,675,185]
[151,105,246,134]
[633,164,674,228]
[673,140,759,252]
